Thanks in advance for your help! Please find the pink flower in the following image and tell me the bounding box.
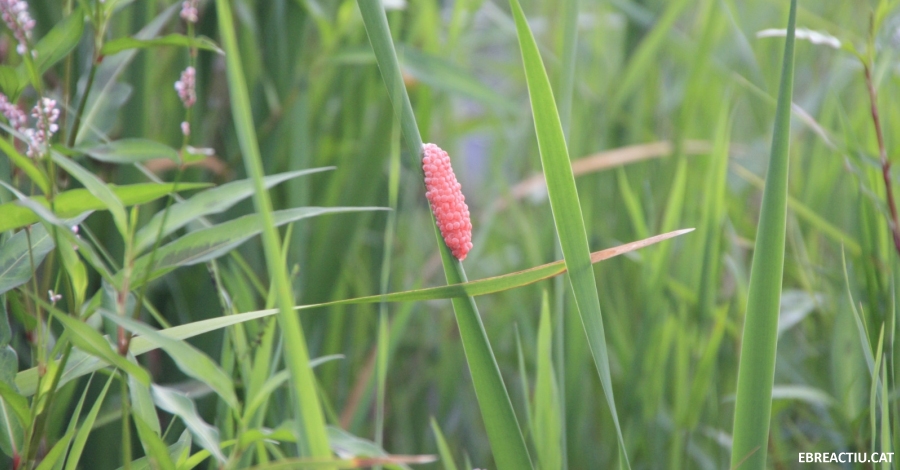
[175,66,196,108]
[422,143,473,261]
[180,0,198,23]
[0,0,34,55]
[0,93,26,132]
[24,97,59,159]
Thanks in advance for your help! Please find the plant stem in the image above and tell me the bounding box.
[863,63,900,256]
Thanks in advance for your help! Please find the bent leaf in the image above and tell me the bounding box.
[0,182,209,233]
[133,168,334,253]
[128,206,385,287]
[101,34,223,56]
[16,230,690,396]
[101,311,240,410]
[79,139,180,164]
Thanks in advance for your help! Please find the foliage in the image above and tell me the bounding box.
[0,0,898,469]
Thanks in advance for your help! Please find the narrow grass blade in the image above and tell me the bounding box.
[508,0,631,465]
[15,229,692,397]
[430,418,460,470]
[62,372,115,470]
[357,1,533,468]
[78,139,180,164]
[215,0,331,458]
[51,153,128,237]
[133,168,334,253]
[730,1,797,468]
[128,207,382,287]
[532,292,561,470]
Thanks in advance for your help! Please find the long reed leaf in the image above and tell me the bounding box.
[508,0,631,465]
[215,0,331,458]
[356,1,533,467]
[730,1,797,468]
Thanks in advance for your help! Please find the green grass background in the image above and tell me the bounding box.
[1,0,898,469]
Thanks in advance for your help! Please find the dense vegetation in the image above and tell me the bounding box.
[0,0,897,469]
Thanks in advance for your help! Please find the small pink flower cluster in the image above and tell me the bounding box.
[422,143,473,261]
[175,66,196,108]
[180,0,198,23]
[0,94,58,159]
[0,0,34,55]
[0,93,27,132]
[24,98,59,158]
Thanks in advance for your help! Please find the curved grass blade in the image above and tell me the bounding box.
[508,0,631,465]
[730,1,797,468]
[128,207,382,287]
[15,229,689,398]
[133,168,335,253]
[79,138,179,164]
[356,1,533,467]
[215,0,331,458]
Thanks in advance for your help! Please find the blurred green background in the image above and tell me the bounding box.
[4,0,900,468]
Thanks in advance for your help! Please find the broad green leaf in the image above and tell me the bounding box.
[50,311,151,386]
[508,0,630,465]
[0,65,23,99]
[15,230,690,397]
[51,153,128,236]
[79,139,179,164]
[31,9,85,74]
[63,373,115,470]
[0,137,50,194]
[0,182,209,233]
[129,365,161,434]
[133,168,334,253]
[0,223,55,296]
[730,1,797,469]
[151,384,225,464]
[0,183,210,232]
[100,310,240,410]
[0,381,27,430]
[129,206,383,286]
[0,383,22,459]
[100,34,223,56]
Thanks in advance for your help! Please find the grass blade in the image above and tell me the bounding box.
[507,0,631,465]
[15,229,690,398]
[356,1,533,467]
[730,1,797,468]
[215,0,331,458]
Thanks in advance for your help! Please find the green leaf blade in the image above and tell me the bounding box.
[730,1,798,469]
[508,0,631,466]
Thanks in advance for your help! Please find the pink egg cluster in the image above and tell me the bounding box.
[422,143,473,261]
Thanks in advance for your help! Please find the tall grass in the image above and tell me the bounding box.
[0,1,897,469]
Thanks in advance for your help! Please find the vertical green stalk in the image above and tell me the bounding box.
[730,1,797,469]
[215,0,331,459]
[356,2,533,468]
